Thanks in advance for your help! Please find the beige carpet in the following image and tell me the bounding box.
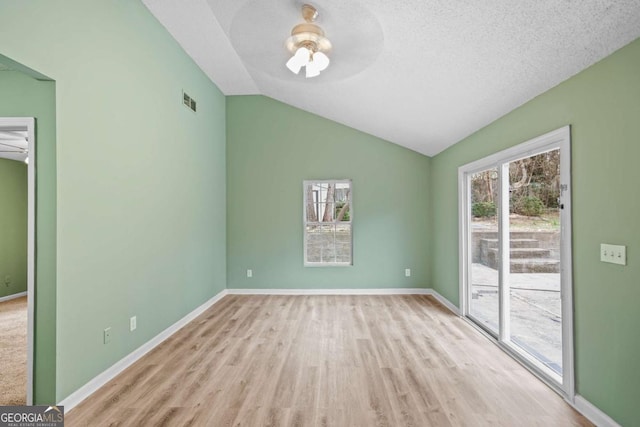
[0,296,27,405]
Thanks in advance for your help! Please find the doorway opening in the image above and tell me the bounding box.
[0,117,35,405]
[459,126,574,398]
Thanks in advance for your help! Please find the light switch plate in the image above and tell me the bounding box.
[600,243,626,265]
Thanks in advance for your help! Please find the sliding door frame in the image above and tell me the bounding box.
[458,126,574,401]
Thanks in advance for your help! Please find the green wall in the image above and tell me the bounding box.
[430,38,640,426]
[0,158,27,298]
[0,1,227,402]
[0,70,57,404]
[227,96,430,290]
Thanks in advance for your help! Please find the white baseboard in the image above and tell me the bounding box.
[59,289,229,412]
[0,291,27,303]
[422,289,461,315]
[226,288,432,296]
[226,288,461,316]
[573,395,621,427]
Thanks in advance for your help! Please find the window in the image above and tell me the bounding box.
[304,180,352,266]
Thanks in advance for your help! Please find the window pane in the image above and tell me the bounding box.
[315,182,330,202]
[335,224,352,263]
[335,183,350,222]
[324,183,334,203]
[335,184,349,202]
[469,167,499,334]
[305,184,319,222]
[335,202,350,222]
[318,202,334,222]
[306,224,336,263]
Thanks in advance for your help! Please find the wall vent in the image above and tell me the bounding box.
[183,91,197,112]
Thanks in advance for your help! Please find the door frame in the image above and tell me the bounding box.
[457,126,574,401]
[0,117,35,404]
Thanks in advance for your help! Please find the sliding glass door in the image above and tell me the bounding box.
[468,167,499,336]
[459,127,573,397]
[507,149,563,377]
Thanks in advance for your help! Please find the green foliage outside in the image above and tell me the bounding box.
[514,195,544,216]
[471,150,560,218]
[472,201,496,218]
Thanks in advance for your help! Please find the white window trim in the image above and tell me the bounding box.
[303,179,353,267]
[457,125,574,401]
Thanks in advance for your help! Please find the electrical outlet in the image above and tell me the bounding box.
[247,269,253,278]
[130,316,137,332]
[4,275,10,286]
[103,327,112,344]
[405,268,411,277]
[600,243,626,265]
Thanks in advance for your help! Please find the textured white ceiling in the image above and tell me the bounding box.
[143,0,640,156]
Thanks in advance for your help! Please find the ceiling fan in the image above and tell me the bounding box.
[284,4,332,78]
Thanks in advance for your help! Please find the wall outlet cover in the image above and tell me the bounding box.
[103,327,112,344]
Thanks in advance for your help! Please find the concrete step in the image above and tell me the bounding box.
[488,247,553,259]
[510,238,540,249]
[510,258,560,273]
[480,238,540,249]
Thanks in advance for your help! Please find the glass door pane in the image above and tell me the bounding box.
[468,167,500,335]
[507,149,563,376]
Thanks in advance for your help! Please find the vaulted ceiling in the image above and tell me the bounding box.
[142,0,640,156]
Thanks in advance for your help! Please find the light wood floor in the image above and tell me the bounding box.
[0,296,27,406]
[67,295,591,426]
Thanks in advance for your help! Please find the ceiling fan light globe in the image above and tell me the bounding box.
[305,60,321,78]
[294,47,310,64]
[312,51,330,71]
[286,55,303,74]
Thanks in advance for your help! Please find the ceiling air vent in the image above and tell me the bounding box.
[182,91,197,112]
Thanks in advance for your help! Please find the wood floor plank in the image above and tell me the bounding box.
[66,295,591,426]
